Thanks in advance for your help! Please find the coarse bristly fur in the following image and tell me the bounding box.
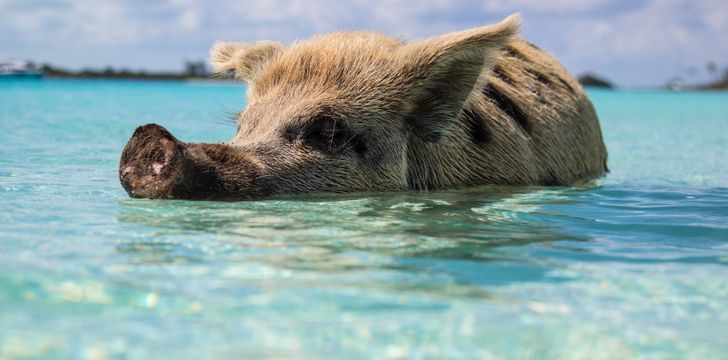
[119,13,607,200]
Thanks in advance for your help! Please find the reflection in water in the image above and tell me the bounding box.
[6,182,728,360]
[115,186,593,292]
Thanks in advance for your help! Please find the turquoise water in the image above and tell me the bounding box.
[1,79,727,359]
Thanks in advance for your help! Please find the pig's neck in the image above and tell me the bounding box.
[404,100,534,190]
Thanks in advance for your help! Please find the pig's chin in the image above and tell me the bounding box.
[119,124,266,200]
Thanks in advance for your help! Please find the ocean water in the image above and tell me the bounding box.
[1,79,727,359]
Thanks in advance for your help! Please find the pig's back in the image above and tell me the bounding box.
[468,37,608,185]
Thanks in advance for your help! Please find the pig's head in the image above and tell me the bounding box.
[119,14,520,200]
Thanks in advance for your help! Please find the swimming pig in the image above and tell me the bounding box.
[119,14,607,200]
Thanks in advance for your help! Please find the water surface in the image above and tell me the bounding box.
[1,79,727,359]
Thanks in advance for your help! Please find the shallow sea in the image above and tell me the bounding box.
[1,79,727,359]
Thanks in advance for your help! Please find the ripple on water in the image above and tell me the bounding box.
[1,81,727,358]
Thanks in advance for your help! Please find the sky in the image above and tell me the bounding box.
[1,0,727,87]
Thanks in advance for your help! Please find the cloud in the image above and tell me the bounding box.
[482,0,615,13]
[0,0,726,86]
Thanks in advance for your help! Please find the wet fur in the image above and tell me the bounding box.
[121,14,607,199]
[407,39,607,188]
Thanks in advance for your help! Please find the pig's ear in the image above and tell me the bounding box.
[398,14,520,142]
[210,41,283,82]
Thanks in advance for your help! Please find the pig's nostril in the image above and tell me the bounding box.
[151,162,165,175]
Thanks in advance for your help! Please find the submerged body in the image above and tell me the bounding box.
[120,15,607,200]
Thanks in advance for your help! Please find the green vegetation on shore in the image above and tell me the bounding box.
[577,73,615,89]
[696,73,728,90]
[39,61,226,81]
[10,60,728,90]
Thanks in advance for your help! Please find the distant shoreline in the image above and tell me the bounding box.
[4,73,727,91]
[42,74,239,83]
[22,63,239,83]
[696,79,728,90]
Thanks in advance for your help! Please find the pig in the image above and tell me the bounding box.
[119,14,607,200]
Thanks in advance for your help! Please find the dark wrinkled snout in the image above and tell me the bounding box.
[119,124,185,199]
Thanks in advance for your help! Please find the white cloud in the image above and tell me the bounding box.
[482,0,613,13]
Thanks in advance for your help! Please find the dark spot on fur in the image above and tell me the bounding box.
[482,84,532,135]
[503,46,525,61]
[556,76,576,93]
[527,69,553,88]
[462,108,491,145]
[525,70,551,105]
[491,65,513,85]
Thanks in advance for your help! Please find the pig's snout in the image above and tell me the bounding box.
[120,123,268,200]
[119,124,184,199]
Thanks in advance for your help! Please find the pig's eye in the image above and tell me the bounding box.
[284,115,367,156]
